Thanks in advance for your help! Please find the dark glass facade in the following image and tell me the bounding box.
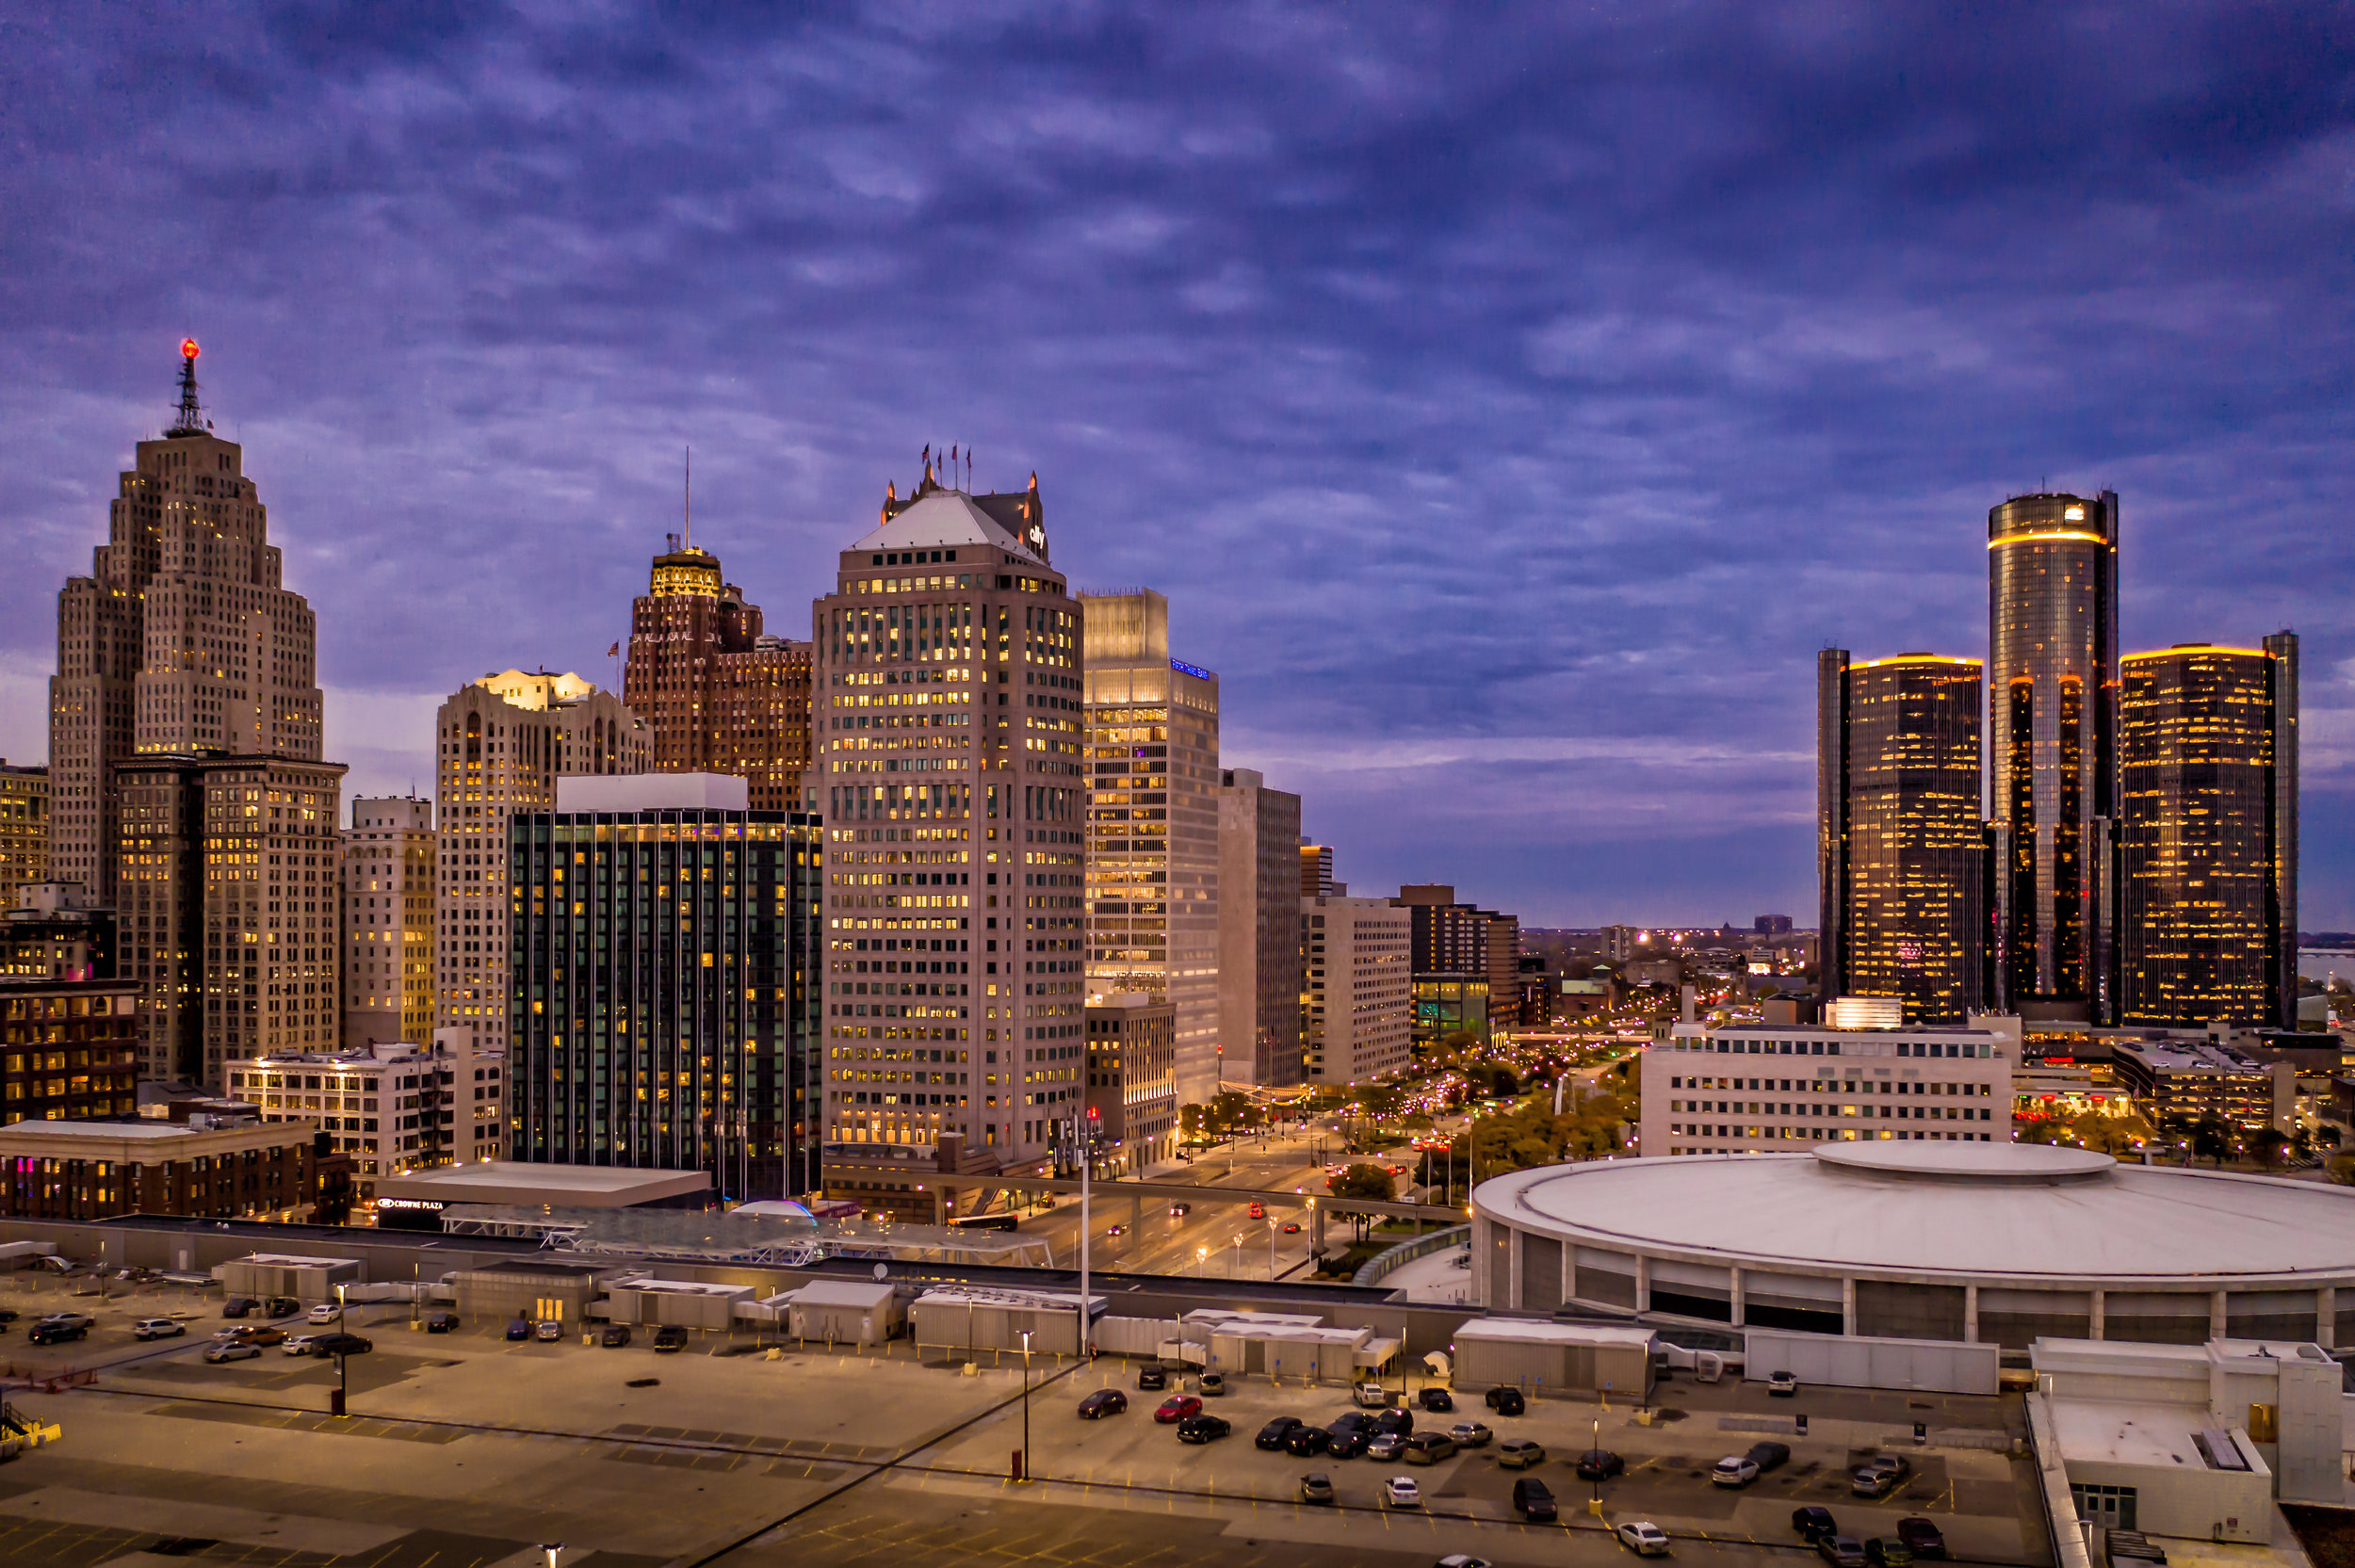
[1817,653,1985,1023]
[509,807,820,1200]
[1987,492,2118,1018]
[2115,638,2298,1027]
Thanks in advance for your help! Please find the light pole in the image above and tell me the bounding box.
[1018,1328,1034,1482]
[542,1544,565,1568]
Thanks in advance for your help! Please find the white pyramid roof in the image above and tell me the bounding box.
[848,489,1044,564]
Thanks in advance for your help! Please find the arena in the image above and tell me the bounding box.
[1470,1141,2355,1350]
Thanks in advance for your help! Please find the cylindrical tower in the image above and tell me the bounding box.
[1987,491,2118,1018]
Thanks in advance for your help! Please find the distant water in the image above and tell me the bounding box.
[2303,948,2354,983]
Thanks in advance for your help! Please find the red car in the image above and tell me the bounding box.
[1246,1203,1266,1220]
[1154,1395,1203,1424]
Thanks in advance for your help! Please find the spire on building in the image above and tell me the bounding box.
[166,338,209,438]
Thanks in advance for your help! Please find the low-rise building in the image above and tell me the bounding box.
[1083,991,1177,1172]
[0,1115,323,1221]
[226,1031,504,1208]
[2109,1038,2293,1133]
[0,882,116,980]
[0,761,48,892]
[1643,1021,2013,1156]
[2,976,141,1124]
[1300,895,1411,1084]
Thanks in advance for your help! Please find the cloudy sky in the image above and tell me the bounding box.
[4,3,2350,928]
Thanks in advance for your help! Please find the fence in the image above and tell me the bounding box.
[1353,1225,1470,1287]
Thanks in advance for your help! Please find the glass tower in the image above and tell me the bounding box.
[1987,491,2119,1019]
[2115,637,2298,1027]
[1817,652,1986,1023]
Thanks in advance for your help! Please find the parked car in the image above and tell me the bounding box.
[1485,1385,1525,1416]
[306,1302,342,1325]
[1616,1522,1671,1557]
[1325,1424,1372,1459]
[1299,1472,1335,1505]
[1284,1423,1330,1457]
[1382,1475,1422,1510]
[1792,1507,1840,1544]
[133,1317,186,1341]
[1576,1448,1626,1480]
[1403,1432,1457,1465]
[505,1318,532,1341]
[1748,1441,1792,1474]
[313,1333,373,1357]
[1895,1519,1947,1560]
[1176,1414,1231,1445]
[1418,1386,1454,1413]
[1767,1369,1800,1397]
[1139,1364,1169,1391]
[221,1297,255,1319]
[1818,1537,1869,1568]
[1254,1414,1302,1448]
[1512,1477,1559,1520]
[263,1297,300,1318]
[38,1313,94,1332]
[424,1312,459,1334]
[222,1324,285,1346]
[282,1334,321,1357]
[203,1339,262,1364]
[1078,1389,1127,1419]
[28,1320,88,1347]
[1372,1407,1414,1436]
[652,1325,690,1352]
[1158,1396,1206,1425]
[1865,1540,1915,1568]
[1197,1371,1226,1396]
[1498,1438,1545,1469]
[535,1320,562,1342]
[1851,1456,1911,1498]
[1353,1381,1389,1408]
[601,1324,633,1349]
[1711,1455,1760,1488]
[1448,1420,1493,1448]
[1366,1431,1407,1461]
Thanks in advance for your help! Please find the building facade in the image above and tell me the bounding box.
[0,764,47,891]
[2,978,140,1124]
[1643,1021,2013,1156]
[2108,1039,2293,1133]
[1817,651,1986,1024]
[435,669,650,1053]
[342,797,436,1049]
[2115,639,2298,1029]
[228,1032,503,1206]
[50,346,328,908]
[114,752,347,1086]
[1987,491,2120,1022]
[1084,990,1178,1172]
[1080,589,1223,1102]
[1,883,116,980]
[811,469,1084,1199]
[510,774,820,1201]
[1396,884,1519,1047]
[1300,895,1412,1084]
[0,1115,321,1221]
[1216,768,1303,1088]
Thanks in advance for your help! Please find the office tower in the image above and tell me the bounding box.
[341,797,435,1048]
[1987,490,2119,1020]
[1217,768,1303,1087]
[1083,991,1178,1173]
[511,774,820,1198]
[434,669,649,1052]
[1080,589,1222,1103]
[623,541,814,810]
[115,752,347,1085]
[51,344,327,906]
[2115,637,2298,1028]
[0,764,48,891]
[2,882,117,980]
[1816,651,1986,1024]
[1395,884,1493,1050]
[230,1031,505,1206]
[812,465,1080,1200]
[1301,894,1413,1083]
[1300,843,1335,898]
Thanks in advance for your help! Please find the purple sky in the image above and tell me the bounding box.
[4,4,2349,928]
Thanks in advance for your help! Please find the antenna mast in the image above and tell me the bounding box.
[166,338,207,437]
[684,445,691,552]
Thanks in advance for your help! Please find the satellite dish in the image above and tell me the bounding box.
[872,1263,889,1283]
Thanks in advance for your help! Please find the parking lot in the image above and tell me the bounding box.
[0,1271,2051,1567]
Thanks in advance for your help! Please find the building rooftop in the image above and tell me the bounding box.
[2112,1039,2269,1075]
[851,489,1044,564]
[553,773,751,815]
[372,1163,710,1207]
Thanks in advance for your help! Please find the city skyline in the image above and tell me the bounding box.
[4,8,2350,927]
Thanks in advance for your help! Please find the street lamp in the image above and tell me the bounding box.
[541,1545,565,1568]
[1018,1328,1034,1482]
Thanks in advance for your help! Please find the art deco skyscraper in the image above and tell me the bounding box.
[1079,590,1223,1102]
[1987,491,2119,1020]
[811,466,1083,1211]
[1818,652,1986,1024]
[2115,637,2298,1028]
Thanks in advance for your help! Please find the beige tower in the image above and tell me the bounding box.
[434,670,649,1052]
[1079,590,1222,1104]
[52,343,325,905]
[342,796,436,1048]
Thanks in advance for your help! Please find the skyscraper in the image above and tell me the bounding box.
[52,343,326,906]
[812,466,1082,1204]
[1987,491,2119,1020]
[1217,768,1303,1087]
[434,669,649,1052]
[622,542,813,810]
[1080,590,1223,1102]
[1817,651,1986,1024]
[341,796,435,1049]
[2115,637,2298,1028]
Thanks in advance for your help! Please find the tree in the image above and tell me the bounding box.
[1327,1163,1398,1243]
[2249,1127,2290,1168]
[2191,1116,2233,1167]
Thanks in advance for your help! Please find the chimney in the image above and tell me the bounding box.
[1680,984,1697,1024]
